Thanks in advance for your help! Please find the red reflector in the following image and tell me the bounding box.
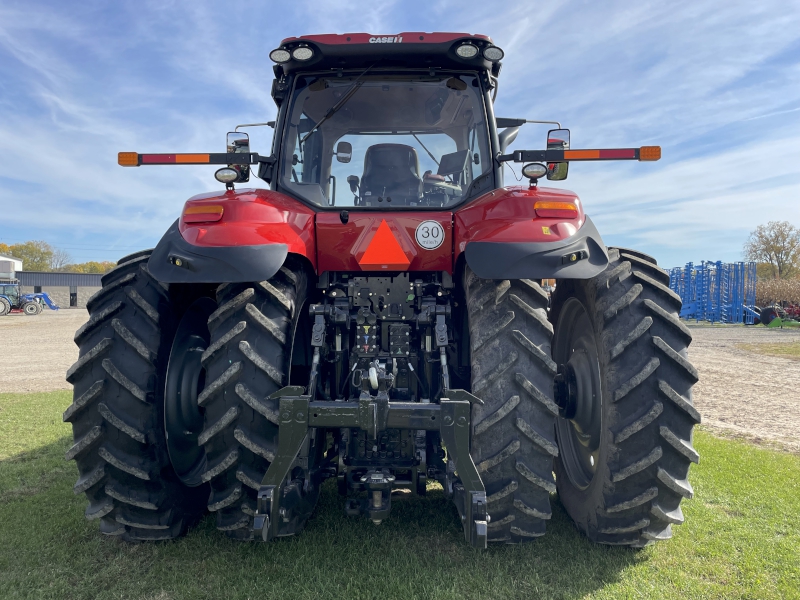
[534,201,578,219]
[358,220,411,270]
[598,149,636,159]
[141,154,176,164]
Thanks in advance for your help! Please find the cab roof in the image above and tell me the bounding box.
[272,32,501,76]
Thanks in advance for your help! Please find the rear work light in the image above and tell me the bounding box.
[183,204,224,223]
[269,48,291,63]
[483,46,504,61]
[292,46,314,61]
[456,43,479,58]
[534,201,579,219]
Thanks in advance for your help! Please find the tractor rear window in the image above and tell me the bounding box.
[279,73,492,208]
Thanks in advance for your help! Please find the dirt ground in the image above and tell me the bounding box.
[1,310,799,451]
[688,324,800,452]
[0,310,86,394]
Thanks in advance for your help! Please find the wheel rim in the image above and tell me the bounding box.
[164,297,215,487]
[554,298,603,490]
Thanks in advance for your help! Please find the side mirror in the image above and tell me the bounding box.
[336,141,352,163]
[227,131,250,154]
[546,128,570,181]
[347,175,359,195]
[226,132,250,183]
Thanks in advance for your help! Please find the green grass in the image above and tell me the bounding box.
[1,391,799,600]
[737,340,800,360]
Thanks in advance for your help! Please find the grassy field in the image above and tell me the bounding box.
[1,391,799,600]
[737,340,800,360]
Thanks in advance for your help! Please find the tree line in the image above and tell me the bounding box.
[0,241,116,273]
[744,221,800,280]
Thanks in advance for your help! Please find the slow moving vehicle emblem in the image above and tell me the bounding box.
[359,219,411,270]
[415,220,444,250]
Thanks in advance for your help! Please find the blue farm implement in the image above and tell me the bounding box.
[669,261,757,324]
[0,281,60,316]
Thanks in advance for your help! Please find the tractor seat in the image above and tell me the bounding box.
[360,144,423,205]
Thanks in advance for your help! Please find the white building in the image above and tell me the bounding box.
[0,254,23,282]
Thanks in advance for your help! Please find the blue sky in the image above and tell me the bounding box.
[0,0,798,268]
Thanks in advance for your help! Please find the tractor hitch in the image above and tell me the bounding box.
[252,388,488,548]
[345,470,396,525]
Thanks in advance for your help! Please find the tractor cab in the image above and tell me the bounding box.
[260,33,507,209]
[1,282,20,306]
[276,69,493,208]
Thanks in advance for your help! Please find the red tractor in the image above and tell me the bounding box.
[65,33,698,548]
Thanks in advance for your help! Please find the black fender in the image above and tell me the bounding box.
[148,220,288,284]
[464,216,609,280]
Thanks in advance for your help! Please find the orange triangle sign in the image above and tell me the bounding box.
[358,220,411,270]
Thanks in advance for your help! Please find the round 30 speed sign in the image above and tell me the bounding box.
[415,220,445,250]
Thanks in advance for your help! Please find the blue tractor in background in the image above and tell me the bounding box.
[0,281,59,316]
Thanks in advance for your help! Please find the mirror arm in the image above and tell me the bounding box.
[495,118,562,129]
[235,122,275,131]
[496,151,527,163]
[497,150,553,163]
[498,126,520,154]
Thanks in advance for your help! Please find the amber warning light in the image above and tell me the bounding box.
[183,204,224,223]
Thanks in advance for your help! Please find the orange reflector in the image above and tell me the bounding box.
[534,201,578,219]
[118,152,139,166]
[639,146,661,161]
[183,204,224,223]
[176,154,210,163]
[563,150,600,160]
[358,220,411,270]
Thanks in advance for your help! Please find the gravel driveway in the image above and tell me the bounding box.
[2,310,798,451]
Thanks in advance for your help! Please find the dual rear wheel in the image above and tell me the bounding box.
[65,251,307,540]
[466,248,699,546]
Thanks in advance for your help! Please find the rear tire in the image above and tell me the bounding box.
[64,252,208,541]
[550,248,699,547]
[198,258,311,539]
[0,298,9,316]
[464,268,558,543]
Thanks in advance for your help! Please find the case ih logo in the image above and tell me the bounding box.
[369,36,403,44]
